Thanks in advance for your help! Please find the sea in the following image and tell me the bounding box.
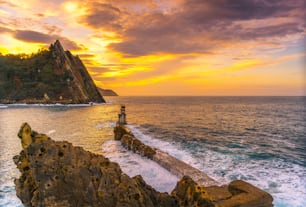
[0,96,305,207]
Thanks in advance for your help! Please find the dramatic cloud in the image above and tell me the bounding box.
[81,3,124,31]
[0,26,12,33]
[14,30,53,43]
[180,0,302,21]
[101,0,306,56]
[13,30,82,50]
[0,0,305,95]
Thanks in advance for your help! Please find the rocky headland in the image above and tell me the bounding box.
[14,123,273,207]
[0,40,104,104]
[98,88,118,96]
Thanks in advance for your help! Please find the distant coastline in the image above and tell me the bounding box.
[98,88,118,96]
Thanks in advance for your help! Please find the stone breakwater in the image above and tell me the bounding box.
[114,124,274,207]
[13,123,273,207]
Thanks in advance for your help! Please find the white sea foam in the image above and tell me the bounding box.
[128,125,220,180]
[4,103,105,107]
[96,122,116,129]
[0,185,23,207]
[47,129,56,135]
[199,148,306,207]
[101,140,179,193]
[128,125,195,160]
[127,125,306,207]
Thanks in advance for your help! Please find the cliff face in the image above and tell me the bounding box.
[0,40,104,104]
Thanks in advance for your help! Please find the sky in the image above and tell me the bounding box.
[0,0,305,96]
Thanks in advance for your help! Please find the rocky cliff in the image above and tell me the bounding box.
[14,123,273,207]
[0,40,104,104]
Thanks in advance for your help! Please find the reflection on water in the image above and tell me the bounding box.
[0,96,305,207]
[0,103,119,206]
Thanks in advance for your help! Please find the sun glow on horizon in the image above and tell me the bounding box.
[0,35,46,55]
[0,0,304,96]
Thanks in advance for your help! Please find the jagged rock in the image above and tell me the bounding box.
[121,134,156,159]
[114,124,156,159]
[13,123,174,207]
[114,125,132,140]
[0,40,104,104]
[14,123,273,207]
[114,124,274,207]
[214,180,274,207]
[172,176,214,207]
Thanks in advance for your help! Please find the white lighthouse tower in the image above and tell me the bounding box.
[118,105,127,125]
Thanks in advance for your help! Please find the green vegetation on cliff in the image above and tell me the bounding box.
[0,40,104,103]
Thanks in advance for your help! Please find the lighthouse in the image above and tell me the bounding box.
[118,105,127,125]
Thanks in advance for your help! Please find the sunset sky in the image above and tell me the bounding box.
[0,0,305,96]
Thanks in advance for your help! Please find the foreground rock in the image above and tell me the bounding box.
[14,123,273,207]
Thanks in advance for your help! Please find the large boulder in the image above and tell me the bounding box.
[14,123,169,207]
[14,123,273,207]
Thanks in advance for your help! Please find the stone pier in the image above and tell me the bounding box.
[114,124,218,187]
[114,124,274,207]
[13,121,273,207]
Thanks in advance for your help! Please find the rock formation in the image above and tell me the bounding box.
[14,123,273,207]
[121,134,156,159]
[114,124,274,207]
[0,40,104,104]
[14,123,179,207]
[98,88,118,96]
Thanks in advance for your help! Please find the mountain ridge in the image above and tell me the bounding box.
[0,40,105,104]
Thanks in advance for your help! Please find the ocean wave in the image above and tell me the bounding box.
[101,140,179,193]
[96,122,116,129]
[127,124,306,207]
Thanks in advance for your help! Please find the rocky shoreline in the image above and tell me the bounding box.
[0,99,87,104]
[114,124,274,207]
[14,123,273,207]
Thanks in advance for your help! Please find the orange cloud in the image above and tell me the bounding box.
[0,0,305,95]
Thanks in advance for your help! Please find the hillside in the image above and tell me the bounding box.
[0,40,105,104]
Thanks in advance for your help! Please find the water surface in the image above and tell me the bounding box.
[0,96,305,207]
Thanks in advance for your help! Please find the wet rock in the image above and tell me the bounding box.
[14,123,273,207]
[114,125,132,140]
[121,134,156,159]
[114,124,156,158]
[114,125,274,207]
[215,180,274,207]
[14,123,169,207]
[172,176,215,207]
